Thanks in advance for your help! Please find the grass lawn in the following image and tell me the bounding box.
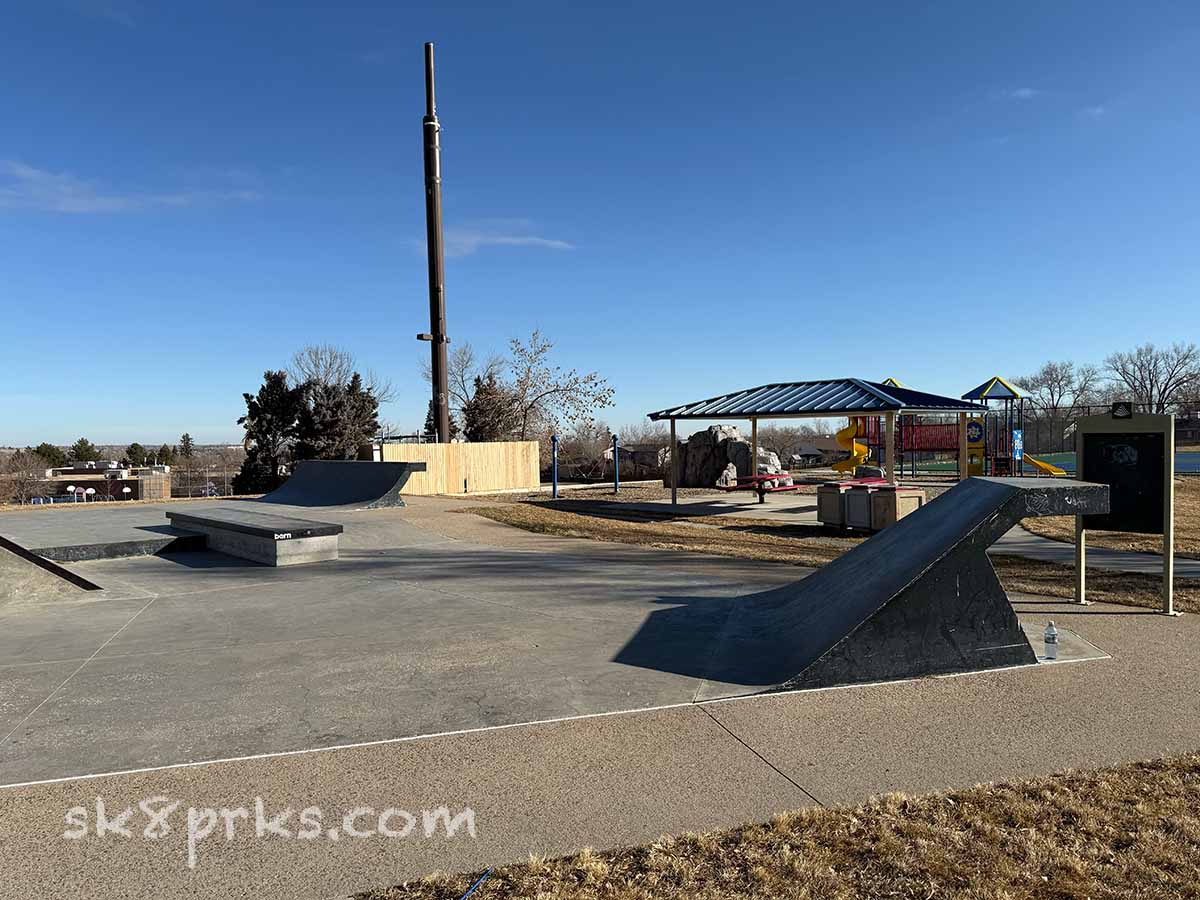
[363,752,1200,900]
[466,501,1199,614]
[1021,477,1199,559]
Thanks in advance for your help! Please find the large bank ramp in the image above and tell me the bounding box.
[259,461,426,509]
[695,477,1109,697]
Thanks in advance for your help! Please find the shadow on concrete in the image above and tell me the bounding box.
[611,585,813,689]
[157,550,263,570]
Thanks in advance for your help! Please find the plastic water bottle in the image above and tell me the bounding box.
[1043,621,1058,661]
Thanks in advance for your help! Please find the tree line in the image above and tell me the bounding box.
[1018,342,1200,414]
[0,433,215,504]
[1015,342,1199,454]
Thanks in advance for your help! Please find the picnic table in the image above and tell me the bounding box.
[718,473,804,503]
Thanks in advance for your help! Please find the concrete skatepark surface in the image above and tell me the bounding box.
[0,485,1195,899]
[0,497,812,784]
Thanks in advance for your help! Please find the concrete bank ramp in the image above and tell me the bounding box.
[0,534,101,604]
[697,477,1109,698]
[258,461,426,509]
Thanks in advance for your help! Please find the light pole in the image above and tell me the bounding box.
[417,41,451,443]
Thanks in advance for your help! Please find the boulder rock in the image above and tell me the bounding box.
[716,462,739,487]
[670,425,796,488]
[682,425,743,488]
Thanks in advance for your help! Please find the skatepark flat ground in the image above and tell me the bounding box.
[0,496,1197,899]
[0,496,813,785]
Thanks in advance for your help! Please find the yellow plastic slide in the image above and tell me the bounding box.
[832,417,870,473]
[1024,453,1066,477]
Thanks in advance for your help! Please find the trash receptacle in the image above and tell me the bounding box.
[817,482,852,527]
[869,486,927,530]
[845,485,879,530]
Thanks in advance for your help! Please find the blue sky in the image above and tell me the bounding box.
[2,1,1199,445]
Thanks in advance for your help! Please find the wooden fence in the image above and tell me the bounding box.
[377,441,541,495]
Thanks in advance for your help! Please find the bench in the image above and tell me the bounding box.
[165,508,344,567]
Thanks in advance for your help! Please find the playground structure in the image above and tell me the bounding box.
[848,376,1071,478]
[1025,453,1067,476]
[832,418,870,473]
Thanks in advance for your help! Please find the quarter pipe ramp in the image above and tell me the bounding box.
[258,461,426,509]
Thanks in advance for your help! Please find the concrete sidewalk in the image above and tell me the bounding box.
[992,526,1197,576]
[1,595,1194,900]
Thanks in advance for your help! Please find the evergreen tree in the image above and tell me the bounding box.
[294,381,352,460]
[179,433,195,458]
[157,444,175,466]
[233,371,305,493]
[462,374,518,442]
[294,373,380,460]
[68,437,100,462]
[345,373,381,453]
[34,443,67,467]
[424,399,460,440]
[125,443,147,466]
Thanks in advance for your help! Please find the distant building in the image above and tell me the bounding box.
[41,465,170,502]
[791,435,843,468]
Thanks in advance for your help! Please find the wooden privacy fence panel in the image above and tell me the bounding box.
[378,441,540,495]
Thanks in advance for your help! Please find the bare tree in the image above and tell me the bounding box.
[618,420,671,449]
[556,419,612,480]
[1017,361,1101,411]
[1104,342,1200,413]
[1,449,48,504]
[508,330,615,440]
[758,424,830,462]
[420,342,506,419]
[289,344,395,404]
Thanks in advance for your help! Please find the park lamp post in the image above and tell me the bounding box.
[85,487,96,502]
[67,485,76,502]
[612,433,620,494]
[551,434,559,499]
[122,486,132,501]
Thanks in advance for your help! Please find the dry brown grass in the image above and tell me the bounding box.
[469,502,863,567]
[1022,477,1200,558]
[468,503,1200,614]
[362,752,1200,900]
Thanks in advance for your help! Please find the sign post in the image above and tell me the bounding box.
[1074,407,1176,615]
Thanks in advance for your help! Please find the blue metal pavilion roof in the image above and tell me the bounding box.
[648,379,987,420]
